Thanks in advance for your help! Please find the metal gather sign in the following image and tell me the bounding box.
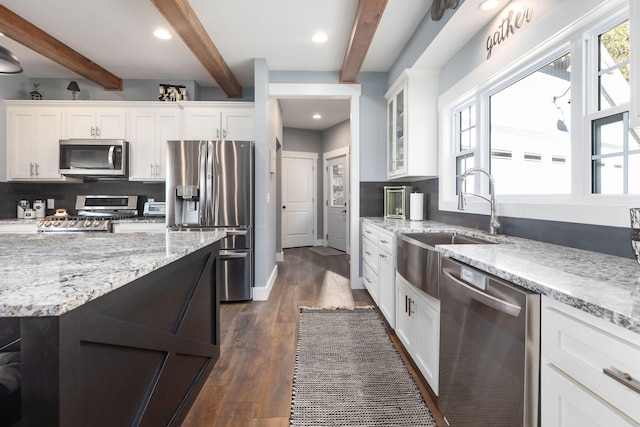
[486,6,533,60]
[431,0,459,21]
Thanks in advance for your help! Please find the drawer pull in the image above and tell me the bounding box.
[365,251,372,256]
[603,368,640,394]
[380,239,388,244]
[365,230,372,234]
[380,254,387,258]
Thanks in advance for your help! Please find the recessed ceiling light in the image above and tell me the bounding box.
[154,29,172,40]
[312,32,328,44]
[313,114,322,119]
[478,0,500,11]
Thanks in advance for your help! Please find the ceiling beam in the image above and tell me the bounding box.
[151,0,242,98]
[340,0,388,84]
[0,5,122,91]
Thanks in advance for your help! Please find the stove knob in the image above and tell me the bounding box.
[52,220,61,227]
[37,220,44,226]
[68,220,77,227]
[84,220,92,227]
[44,220,52,227]
[92,220,101,227]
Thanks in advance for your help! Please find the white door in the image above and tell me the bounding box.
[326,155,348,251]
[282,156,316,248]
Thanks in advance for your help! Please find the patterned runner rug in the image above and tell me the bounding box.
[290,307,436,427]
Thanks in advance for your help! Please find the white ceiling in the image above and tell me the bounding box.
[0,0,505,130]
[0,0,431,131]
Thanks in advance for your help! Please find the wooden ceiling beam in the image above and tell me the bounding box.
[0,5,122,91]
[340,0,388,84]
[151,0,242,98]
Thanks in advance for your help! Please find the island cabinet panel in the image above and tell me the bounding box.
[17,242,220,427]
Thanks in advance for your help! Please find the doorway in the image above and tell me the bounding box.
[281,152,317,248]
[324,147,350,253]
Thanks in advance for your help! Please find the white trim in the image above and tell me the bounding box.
[282,151,318,160]
[275,251,284,263]
[323,146,350,255]
[253,264,278,301]
[268,83,361,289]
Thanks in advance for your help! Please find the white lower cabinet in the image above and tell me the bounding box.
[541,297,640,426]
[395,274,440,395]
[0,222,37,233]
[361,221,395,328]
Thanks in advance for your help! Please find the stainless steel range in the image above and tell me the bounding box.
[37,195,139,232]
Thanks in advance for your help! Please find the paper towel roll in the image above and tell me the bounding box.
[409,193,424,221]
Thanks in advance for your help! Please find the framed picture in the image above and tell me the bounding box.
[159,84,188,102]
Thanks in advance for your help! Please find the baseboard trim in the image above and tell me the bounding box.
[253,264,278,301]
[275,251,284,262]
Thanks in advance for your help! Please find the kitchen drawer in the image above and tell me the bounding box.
[542,299,640,423]
[362,236,379,272]
[542,363,638,427]
[377,229,394,255]
[362,222,379,243]
[362,261,379,303]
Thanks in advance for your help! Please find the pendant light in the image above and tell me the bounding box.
[0,45,22,74]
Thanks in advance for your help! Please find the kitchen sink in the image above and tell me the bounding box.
[395,232,497,299]
[400,232,497,248]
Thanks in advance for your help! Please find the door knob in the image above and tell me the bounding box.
[282,205,286,209]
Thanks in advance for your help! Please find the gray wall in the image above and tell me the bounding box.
[322,120,350,152]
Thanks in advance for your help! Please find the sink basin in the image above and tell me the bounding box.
[399,232,496,249]
[395,232,496,300]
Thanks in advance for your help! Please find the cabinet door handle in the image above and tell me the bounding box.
[365,277,372,284]
[408,298,414,316]
[91,126,95,136]
[603,368,640,394]
[155,164,160,175]
[30,163,34,176]
[405,295,409,314]
[380,253,387,259]
[223,129,227,139]
[151,164,155,176]
[35,163,39,176]
[96,127,101,137]
[216,129,220,140]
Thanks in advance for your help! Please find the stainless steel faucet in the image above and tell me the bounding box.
[457,167,501,235]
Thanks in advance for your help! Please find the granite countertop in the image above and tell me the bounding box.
[364,217,640,335]
[0,230,225,317]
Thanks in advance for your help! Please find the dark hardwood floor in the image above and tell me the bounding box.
[181,247,445,427]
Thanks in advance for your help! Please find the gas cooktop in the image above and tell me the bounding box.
[37,195,139,232]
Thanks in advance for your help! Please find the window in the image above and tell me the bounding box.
[455,104,476,194]
[489,53,572,195]
[590,18,637,194]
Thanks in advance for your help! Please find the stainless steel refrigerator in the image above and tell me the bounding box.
[166,140,254,301]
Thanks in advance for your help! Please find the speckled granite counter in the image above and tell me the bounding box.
[0,230,225,317]
[364,217,640,334]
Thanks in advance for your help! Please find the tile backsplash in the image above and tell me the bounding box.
[361,178,633,260]
[0,181,165,218]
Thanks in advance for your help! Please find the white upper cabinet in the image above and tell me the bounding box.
[385,69,439,180]
[128,106,181,181]
[64,107,127,139]
[6,106,69,182]
[182,103,254,141]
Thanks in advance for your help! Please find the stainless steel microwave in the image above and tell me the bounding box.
[59,139,128,178]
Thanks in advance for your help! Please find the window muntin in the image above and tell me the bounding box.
[455,104,476,194]
[591,112,640,194]
[598,20,630,110]
[489,53,572,195]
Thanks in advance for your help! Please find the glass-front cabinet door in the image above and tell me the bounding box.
[387,86,407,177]
[394,88,406,174]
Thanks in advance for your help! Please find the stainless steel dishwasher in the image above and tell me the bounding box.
[439,256,540,427]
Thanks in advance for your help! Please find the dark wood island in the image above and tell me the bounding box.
[0,231,225,426]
